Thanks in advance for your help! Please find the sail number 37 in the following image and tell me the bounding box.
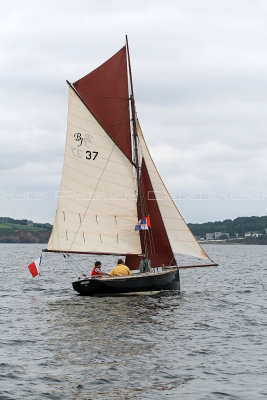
[71,148,98,160]
[72,133,98,160]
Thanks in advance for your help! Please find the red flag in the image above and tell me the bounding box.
[28,255,42,277]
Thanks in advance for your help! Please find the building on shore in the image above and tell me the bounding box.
[206,232,230,240]
[206,233,214,240]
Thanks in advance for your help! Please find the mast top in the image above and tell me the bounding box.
[125,35,135,99]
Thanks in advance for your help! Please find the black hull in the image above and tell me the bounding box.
[72,269,180,296]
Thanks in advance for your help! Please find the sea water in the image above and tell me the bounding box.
[1,244,267,399]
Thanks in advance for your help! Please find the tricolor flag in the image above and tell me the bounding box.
[28,254,42,277]
[135,216,151,231]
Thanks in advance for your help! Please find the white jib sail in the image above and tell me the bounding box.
[137,122,209,260]
[48,87,142,254]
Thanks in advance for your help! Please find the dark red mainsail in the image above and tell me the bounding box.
[125,160,176,269]
[73,46,132,160]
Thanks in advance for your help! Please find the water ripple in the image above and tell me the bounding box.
[1,244,267,399]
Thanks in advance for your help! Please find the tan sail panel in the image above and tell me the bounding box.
[47,88,141,254]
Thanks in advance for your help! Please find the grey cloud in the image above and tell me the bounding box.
[0,0,267,222]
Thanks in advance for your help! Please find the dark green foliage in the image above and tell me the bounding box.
[0,217,52,229]
[0,217,52,243]
[232,236,267,245]
[0,230,51,243]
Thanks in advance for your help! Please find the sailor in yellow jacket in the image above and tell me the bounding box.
[109,259,132,276]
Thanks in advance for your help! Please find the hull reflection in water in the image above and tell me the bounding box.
[72,269,180,296]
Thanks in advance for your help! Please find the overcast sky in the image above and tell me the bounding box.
[1,0,267,223]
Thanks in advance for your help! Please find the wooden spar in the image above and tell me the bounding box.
[179,263,218,268]
[125,36,139,188]
[163,263,218,269]
[125,35,148,258]
[43,248,217,268]
[125,36,134,98]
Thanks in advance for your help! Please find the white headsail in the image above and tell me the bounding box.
[137,122,209,260]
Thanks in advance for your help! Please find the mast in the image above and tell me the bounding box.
[125,36,139,181]
[125,35,148,259]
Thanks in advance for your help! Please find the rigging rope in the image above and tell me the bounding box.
[62,253,85,277]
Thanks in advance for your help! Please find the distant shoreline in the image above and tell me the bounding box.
[201,240,267,245]
[0,217,51,244]
[0,241,266,246]
[1,215,267,245]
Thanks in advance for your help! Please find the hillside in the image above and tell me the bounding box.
[0,217,52,243]
[1,215,267,244]
[188,215,267,237]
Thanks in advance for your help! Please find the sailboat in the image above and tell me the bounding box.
[43,37,217,296]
